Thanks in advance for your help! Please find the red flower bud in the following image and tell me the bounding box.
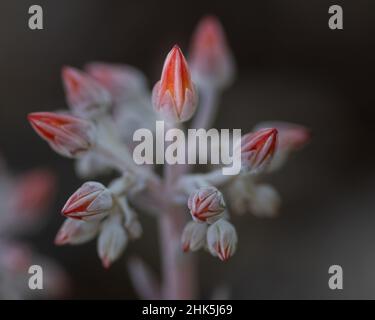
[188,186,225,224]
[61,182,113,220]
[152,45,197,123]
[240,128,278,174]
[28,112,95,158]
[254,121,310,171]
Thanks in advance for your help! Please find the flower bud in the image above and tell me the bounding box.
[254,121,310,171]
[62,66,111,119]
[207,219,237,261]
[152,45,198,123]
[181,221,207,252]
[239,128,278,174]
[97,214,128,268]
[188,186,225,224]
[55,218,100,245]
[28,112,96,158]
[189,15,235,89]
[85,62,147,103]
[61,181,113,220]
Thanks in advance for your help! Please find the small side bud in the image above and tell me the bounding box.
[97,214,128,268]
[188,186,226,224]
[254,121,310,171]
[62,66,111,119]
[207,219,237,261]
[239,128,278,174]
[61,181,113,221]
[181,221,208,252]
[85,62,147,103]
[55,218,100,245]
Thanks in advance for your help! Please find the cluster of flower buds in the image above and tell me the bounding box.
[56,180,142,268]
[28,62,153,270]
[85,62,157,152]
[25,13,310,300]
[29,63,157,180]
[224,121,309,217]
[182,186,238,261]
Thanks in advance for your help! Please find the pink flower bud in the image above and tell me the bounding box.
[239,128,278,174]
[207,219,237,261]
[188,186,225,224]
[85,62,147,103]
[255,121,310,152]
[189,15,235,89]
[62,66,111,118]
[181,221,207,252]
[97,214,128,268]
[55,218,100,246]
[61,181,113,220]
[28,112,96,158]
[152,45,198,123]
[254,121,310,171]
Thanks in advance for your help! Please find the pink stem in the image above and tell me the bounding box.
[159,207,197,299]
[157,87,221,299]
[158,121,197,299]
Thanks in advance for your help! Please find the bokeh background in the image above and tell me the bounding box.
[1,0,375,299]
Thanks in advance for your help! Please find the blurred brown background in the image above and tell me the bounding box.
[0,0,375,299]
